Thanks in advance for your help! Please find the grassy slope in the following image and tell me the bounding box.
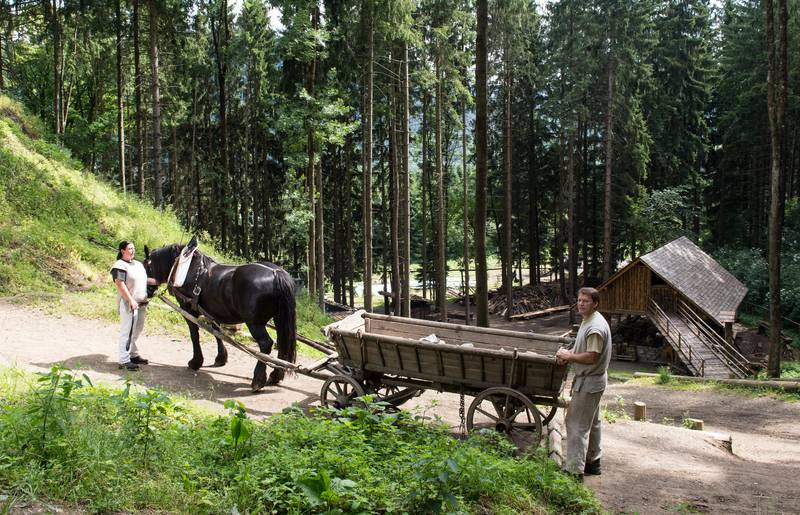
[0,95,328,341]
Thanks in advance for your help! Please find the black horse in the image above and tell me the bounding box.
[143,244,297,391]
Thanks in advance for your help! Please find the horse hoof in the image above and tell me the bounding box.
[266,370,284,386]
[213,358,227,367]
[251,377,267,393]
[187,360,202,371]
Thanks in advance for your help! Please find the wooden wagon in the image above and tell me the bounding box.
[159,292,571,448]
[324,312,571,447]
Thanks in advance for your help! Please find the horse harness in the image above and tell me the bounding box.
[168,258,274,314]
[168,254,208,313]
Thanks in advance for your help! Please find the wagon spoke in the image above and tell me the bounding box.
[502,394,512,418]
[510,404,529,420]
[475,406,500,423]
[320,375,365,409]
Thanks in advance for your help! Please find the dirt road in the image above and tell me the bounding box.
[1,300,798,514]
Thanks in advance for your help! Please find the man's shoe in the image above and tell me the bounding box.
[118,361,140,371]
[584,459,601,476]
[130,356,149,365]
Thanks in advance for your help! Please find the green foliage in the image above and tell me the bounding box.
[601,395,630,424]
[117,382,179,467]
[656,366,673,384]
[25,366,92,461]
[780,361,800,379]
[681,412,695,429]
[631,374,800,403]
[223,399,253,460]
[714,241,800,332]
[628,187,693,249]
[0,366,602,514]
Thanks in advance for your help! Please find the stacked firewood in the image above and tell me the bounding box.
[487,283,560,316]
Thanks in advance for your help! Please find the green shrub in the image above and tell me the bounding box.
[656,366,673,384]
[0,366,602,514]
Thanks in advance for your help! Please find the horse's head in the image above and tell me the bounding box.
[143,244,182,290]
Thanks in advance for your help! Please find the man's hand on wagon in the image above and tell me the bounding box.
[555,348,571,365]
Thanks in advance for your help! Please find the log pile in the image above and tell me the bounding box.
[487,283,560,317]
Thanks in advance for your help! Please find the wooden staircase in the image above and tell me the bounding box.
[647,299,750,379]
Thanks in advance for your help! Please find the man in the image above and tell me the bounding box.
[556,287,612,481]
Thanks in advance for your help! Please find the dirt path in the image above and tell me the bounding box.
[1,300,798,514]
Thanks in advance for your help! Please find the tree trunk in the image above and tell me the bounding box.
[765,0,788,378]
[312,3,323,307]
[474,0,489,327]
[148,0,162,207]
[381,154,389,313]
[333,150,342,304]
[345,138,355,306]
[568,130,577,299]
[462,103,471,325]
[557,131,566,303]
[401,41,411,317]
[503,46,513,320]
[528,105,538,285]
[210,0,232,249]
[421,93,429,299]
[602,34,616,281]
[362,0,374,312]
[44,0,62,134]
[133,0,144,197]
[116,0,126,193]
[390,53,400,315]
[435,48,447,321]
[191,82,200,227]
[171,124,178,210]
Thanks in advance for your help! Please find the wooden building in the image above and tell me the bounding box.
[598,236,751,378]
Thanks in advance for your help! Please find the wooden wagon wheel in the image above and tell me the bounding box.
[467,387,543,449]
[535,404,558,426]
[320,375,366,409]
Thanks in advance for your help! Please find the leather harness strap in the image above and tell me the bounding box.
[167,253,208,313]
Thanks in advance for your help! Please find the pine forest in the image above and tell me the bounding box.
[1,0,798,374]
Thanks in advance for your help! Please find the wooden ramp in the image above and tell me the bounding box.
[647,300,750,379]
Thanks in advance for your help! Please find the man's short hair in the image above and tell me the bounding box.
[578,287,600,304]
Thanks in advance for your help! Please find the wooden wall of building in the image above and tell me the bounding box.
[599,262,651,314]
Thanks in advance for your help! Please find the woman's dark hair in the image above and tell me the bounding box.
[116,240,131,260]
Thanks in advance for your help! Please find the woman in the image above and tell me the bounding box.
[111,240,156,370]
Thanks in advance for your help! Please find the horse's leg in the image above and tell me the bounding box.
[186,319,204,370]
[213,337,228,367]
[248,324,275,392]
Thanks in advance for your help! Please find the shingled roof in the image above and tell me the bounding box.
[640,236,747,324]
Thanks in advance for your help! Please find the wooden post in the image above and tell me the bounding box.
[634,401,646,421]
[724,321,734,346]
[687,418,704,431]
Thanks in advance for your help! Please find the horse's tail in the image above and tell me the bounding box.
[273,267,297,366]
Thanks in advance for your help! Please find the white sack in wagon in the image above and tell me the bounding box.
[420,333,448,345]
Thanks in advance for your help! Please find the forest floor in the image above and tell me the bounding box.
[1,299,799,514]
